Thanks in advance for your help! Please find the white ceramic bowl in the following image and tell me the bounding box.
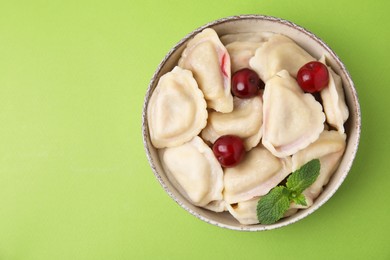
[142,15,361,231]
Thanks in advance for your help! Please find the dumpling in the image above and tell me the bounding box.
[226,197,260,225]
[203,200,227,213]
[220,31,274,45]
[226,41,264,73]
[158,136,224,208]
[249,34,315,81]
[201,95,263,151]
[291,130,346,206]
[147,66,207,148]
[319,55,349,134]
[262,70,325,157]
[221,32,274,73]
[178,28,233,113]
[242,124,263,152]
[224,146,292,204]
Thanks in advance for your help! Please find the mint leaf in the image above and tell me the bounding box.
[286,159,321,194]
[257,159,321,224]
[257,186,291,225]
[291,193,307,206]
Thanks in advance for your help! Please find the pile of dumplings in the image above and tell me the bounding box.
[147,28,349,225]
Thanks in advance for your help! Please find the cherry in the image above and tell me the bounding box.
[212,135,246,167]
[231,68,264,98]
[297,61,329,93]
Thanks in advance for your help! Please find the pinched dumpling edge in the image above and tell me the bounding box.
[201,95,263,151]
[220,31,274,45]
[225,41,264,73]
[223,145,292,204]
[226,197,260,225]
[178,28,233,113]
[291,130,346,208]
[221,31,274,73]
[158,136,224,208]
[262,70,325,157]
[319,55,349,134]
[147,66,208,148]
[249,33,315,82]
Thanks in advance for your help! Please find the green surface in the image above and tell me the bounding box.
[0,0,389,259]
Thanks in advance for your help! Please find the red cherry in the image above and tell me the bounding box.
[231,68,264,98]
[212,135,246,167]
[297,61,329,93]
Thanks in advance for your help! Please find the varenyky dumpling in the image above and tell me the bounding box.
[201,95,263,151]
[262,70,325,157]
[224,146,292,204]
[220,32,274,73]
[226,197,260,225]
[159,136,224,208]
[178,28,233,113]
[291,130,346,207]
[203,200,227,213]
[249,34,315,81]
[229,132,345,223]
[147,66,207,148]
[220,31,274,45]
[319,55,349,134]
[226,42,264,73]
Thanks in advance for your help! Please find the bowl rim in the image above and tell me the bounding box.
[142,14,361,231]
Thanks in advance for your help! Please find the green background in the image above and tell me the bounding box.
[0,0,389,259]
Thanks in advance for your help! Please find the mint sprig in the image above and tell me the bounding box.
[286,159,321,194]
[257,159,321,225]
[256,186,291,225]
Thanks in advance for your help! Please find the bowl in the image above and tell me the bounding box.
[142,15,361,231]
